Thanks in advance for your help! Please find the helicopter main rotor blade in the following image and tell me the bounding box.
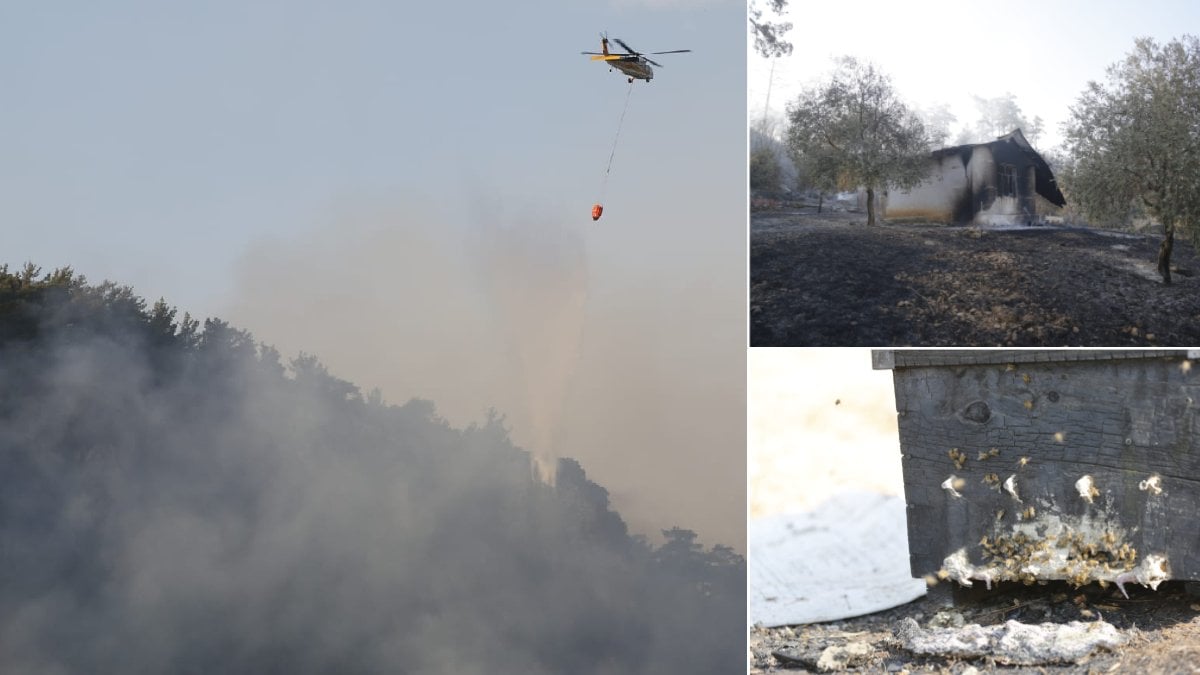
[648,49,691,54]
[612,37,638,55]
[645,58,663,68]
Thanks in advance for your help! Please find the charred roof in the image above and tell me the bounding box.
[932,128,1066,207]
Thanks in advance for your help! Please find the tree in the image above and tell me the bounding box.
[1040,147,1082,222]
[749,0,792,59]
[750,115,795,195]
[750,143,782,194]
[785,57,932,226]
[917,103,958,150]
[1065,35,1200,284]
[954,93,1044,147]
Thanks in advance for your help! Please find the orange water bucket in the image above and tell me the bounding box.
[591,203,603,221]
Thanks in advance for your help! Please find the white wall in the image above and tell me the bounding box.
[884,153,968,222]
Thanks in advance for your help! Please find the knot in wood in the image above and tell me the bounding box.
[962,400,991,424]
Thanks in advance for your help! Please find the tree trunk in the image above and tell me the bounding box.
[1158,224,1174,285]
[866,187,876,226]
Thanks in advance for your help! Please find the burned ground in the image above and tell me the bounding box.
[750,580,1200,674]
[750,208,1200,346]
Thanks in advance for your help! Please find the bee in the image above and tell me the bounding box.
[1023,506,1037,520]
[1018,456,1030,469]
[1024,399,1034,410]
[1006,363,1016,372]
[1182,360,1193,374]
[948,448,967,470]
[1120,546,1137,564]
[988,447,1000,458]
[978,450,990,461]
[980,535,990,547]
[1022,373,1032,384]
[923,574,939,587]
[936,568,950,580]
[995,509,1006,521]
[1054,431,1065,443]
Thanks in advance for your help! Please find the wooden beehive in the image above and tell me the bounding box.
[873,349,1200,595]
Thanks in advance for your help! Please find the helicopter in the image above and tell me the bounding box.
[581,34,690,83]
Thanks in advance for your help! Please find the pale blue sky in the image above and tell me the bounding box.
[749,0,1200,150]
[2,1,747,547]
[4,0,742,314]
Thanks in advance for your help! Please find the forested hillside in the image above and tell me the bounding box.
[0,264,744,674]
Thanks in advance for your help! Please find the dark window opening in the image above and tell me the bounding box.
[998,164,1016,197]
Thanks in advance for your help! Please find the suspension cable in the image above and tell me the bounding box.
[599,79,635,203]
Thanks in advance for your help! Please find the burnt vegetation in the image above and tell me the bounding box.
[0,263,744,674]
[750,216,1200,346]
[751,35,1200,346]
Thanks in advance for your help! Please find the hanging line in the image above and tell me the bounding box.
[599,79,635,203]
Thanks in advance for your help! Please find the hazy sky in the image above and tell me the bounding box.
[2,1,746,548]
[749,348,902,519]
[749,0,1199,150]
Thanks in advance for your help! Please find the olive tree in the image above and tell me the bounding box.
[785,57,931,226]
[1065,35,1200,284]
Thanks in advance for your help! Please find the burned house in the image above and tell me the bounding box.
[874,349,1200,595]
[884,129,1066,225]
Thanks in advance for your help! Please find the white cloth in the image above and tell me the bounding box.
[750,491,927,627]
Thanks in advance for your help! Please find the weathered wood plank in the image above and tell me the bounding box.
[884,351,1200,592]
[874,349,1190,370]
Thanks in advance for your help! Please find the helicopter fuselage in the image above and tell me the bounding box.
[610,58,653,82]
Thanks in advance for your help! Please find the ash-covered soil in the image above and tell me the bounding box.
[750,208,1200,346]
[750,580,1200,674]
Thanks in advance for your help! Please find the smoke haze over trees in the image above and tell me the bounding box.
[956,93,1045,147]
[751,115,798,195]
[221,203,745,553]
[0,264,744,674]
